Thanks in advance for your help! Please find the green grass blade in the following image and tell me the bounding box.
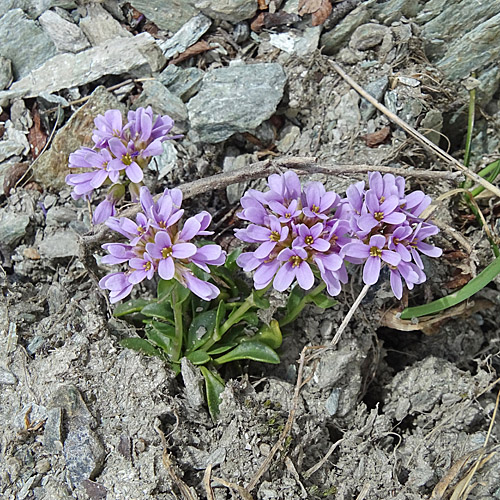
[470,159,500,198]
[400,255,500,319]
[463,74,476,170]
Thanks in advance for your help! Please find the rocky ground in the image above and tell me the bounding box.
[1,1,500,499]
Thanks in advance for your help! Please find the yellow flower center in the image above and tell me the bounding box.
[122,153,133,166]
[158,220,167,228]
[137,225,145,234]
[162,247,173,258]
[269,231,281,242]
[374,211,384,221]
[312,204,320,213]
[285,212,291,218]
[369,246,382,258]
[144,261,152,271]
[290,255,302,268]
[380,196,385,203]
[305,235,314,245]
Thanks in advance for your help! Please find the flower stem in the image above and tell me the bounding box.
[279,282,326,327]
[171,287,184,363]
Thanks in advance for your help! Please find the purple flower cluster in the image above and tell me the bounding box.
[66,107,180,224]
[235,171,442,300]
[99,186,225,303]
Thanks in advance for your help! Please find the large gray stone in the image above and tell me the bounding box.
[132,81,188,132]
[436,12,500,82]
[0,9,57,80]
[187,63,287,143]
[38,10,90,53]
[33,86,125,190]
[128,0,199,32]
[0,212,30,247]
[0,1,78,19]
[193,0,258,22]
[0,33,164,101]
[38,229,80,258]
[79,3,132,46]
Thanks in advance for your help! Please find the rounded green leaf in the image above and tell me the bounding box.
[200,366,225,421]
[214,340,280,365]
[186,350,211,365]
[119,338,162,357]
[113,298,151,317]
[254,320,282,349]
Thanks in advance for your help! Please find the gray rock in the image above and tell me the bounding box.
[33,86,124,190]
[181,358,205,409]
[45,206,78,226]
[128,0,199,32]
[0,56,12,90]
[325,388,340,416]
[13,403,48,432]
[0,212,30,247]
[43,407,63,453]
[38,10,90,53]
[0,9,57,80]
[276,124,300,153]
[0,367,17,385]
[64,424,105,486]
[149,140,178,180]
[0,1,78,20]
[52,385,105,487]
[193,0,258,22]
[372,0,420,24]
[0,33,165,100]
[419,0,500,61]
[133,80,188,131]
[79,3,132,46]
[38,229,80,258]
[360,76,388,120]
[420,109,443,146]
[436,13,500,82]
[320,3,372,54]
[269,26,321,56]
[158,13,212,59]
[187,63,287,143]
[223,154,254,204]
[158,65,204,101]
[349,23,390,51]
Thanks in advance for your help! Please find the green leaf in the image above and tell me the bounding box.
[186,350,211,365]
[240,311,259,327]
[113,298,151,317]
[146,326,172,353]
[187,310,217,351]
[119,338,162,357]
[206,342,238,355]
[252,290,270,309]
[225,248,242,272]
[157,279,176,301]
[214,340,280,365]
[253,320,282,349]
[141,302,174,322]
[400,255,500,319]
[286,285,304,315]
[309,293,337,309]
[200,366,225,421]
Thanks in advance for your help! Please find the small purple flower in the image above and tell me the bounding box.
[302,182,339,219]
[294,223,330,252]
[342,234,401,285]
[145,232,196,281]
[268,199,301,223]
[129,253,156,284]
[266,171,302,203]
[107,138,143,183]
[357,191,406,232]
[388,225,412,262]
[274,247,314,291]
[101,243,135,265]
[92,109,124,148]
[408,223,442,268]
[389,261,425,299]
[99,272,134,303]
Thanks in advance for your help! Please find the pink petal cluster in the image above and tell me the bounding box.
[235,171,442,300]
[66,107,181,224]
[99,186,225,303]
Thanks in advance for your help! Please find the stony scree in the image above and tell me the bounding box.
[187,62,287,143]
[128,0,199,32]
[0,9,57,80]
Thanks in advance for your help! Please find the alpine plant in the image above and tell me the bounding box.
[99,186,225,303]
[235,171,442,300]
[66,107,181,224]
